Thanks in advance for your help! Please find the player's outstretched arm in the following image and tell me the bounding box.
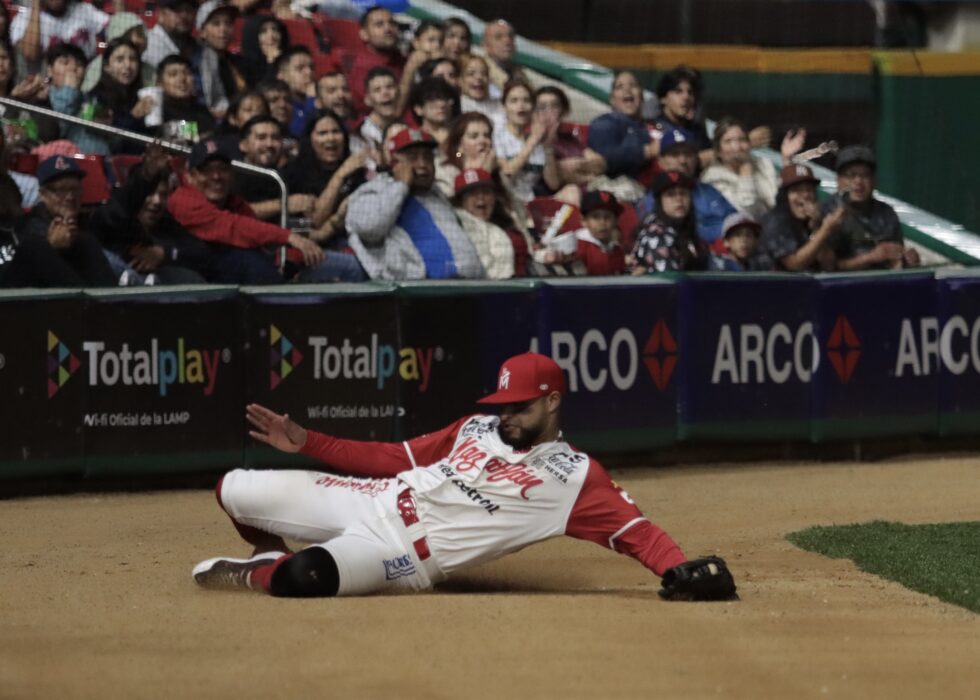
[246,403,308,453]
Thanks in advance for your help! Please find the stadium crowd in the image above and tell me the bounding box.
[0,0,920,287]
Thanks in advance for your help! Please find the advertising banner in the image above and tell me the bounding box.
[395,281,540,440]
[811,272,938,440]
[243,285,400,467]
[677,274,817,441]
[536,279,679,451]
[0,291,86,478]
[81,288,244,476]
[936,271,980,435]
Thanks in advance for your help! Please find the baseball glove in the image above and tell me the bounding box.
[658,556,738,601]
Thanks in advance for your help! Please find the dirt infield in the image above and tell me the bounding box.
[1,456,977,700]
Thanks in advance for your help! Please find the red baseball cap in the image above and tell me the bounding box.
[477,352,567,404]
[387,128,437,157]
[454,168,493,195]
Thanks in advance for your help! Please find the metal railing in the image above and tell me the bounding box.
[0,96,289,229]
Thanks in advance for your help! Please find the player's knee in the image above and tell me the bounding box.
[269,547,340,598]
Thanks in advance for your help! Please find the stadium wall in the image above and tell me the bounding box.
[4,273,980,480]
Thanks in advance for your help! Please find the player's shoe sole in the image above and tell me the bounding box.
[192,551,285,591]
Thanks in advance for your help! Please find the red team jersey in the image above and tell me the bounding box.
[301,415,685,576]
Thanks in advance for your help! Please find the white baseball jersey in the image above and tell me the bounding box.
[301,414,684,578]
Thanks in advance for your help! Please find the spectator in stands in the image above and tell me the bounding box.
[274,46,317,138]
[286,111,369,251]
[46,43,111,155]
[436,110,493,196]
[236,115,312,222]
[482,19,526,99]
[630,171,708,273]
[451,167,515,279]
[240,14,289,88]
[167,139,330,284]
[700,117,779,219]
[0,126,40,208]
[12,155,116,286]
[636,127,736,247]
[712,212,772,272]
[408,77,457,146]
[349,6,405,116]
[159,54,217,140]
[441,17,471,62]
[194,1,245,121]
[346,128,483,280]
[0,39,47,101]
[758,163,840,272]
[822,145,920,270]
[81,13,154,93]
[145,0,197,69]
[648,66,711,159]
[495,79,562,203]
[574,190,626,276]
[315,70,355,128]
[358,66,400,152]
[587,70,658,197]
[419,57,459,90]
[534,85,606,187]
[90,144,208,284]
[458,54,502,122]
[87,38,155,152]
[11,0,109,70]
[257,78,292,130]
[217,89,269,154]
[396,20,445,115]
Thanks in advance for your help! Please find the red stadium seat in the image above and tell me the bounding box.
[10,152,38,175]
[109,154,144,185]
[229,15,245,54]
[526,197,582,237]
[314,52,339,77]
[281,18,323,53]
[320,17,362,50]
[617,201,639,251]
[71,154,111,206]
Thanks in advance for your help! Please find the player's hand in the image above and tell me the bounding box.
[246,403,308,453]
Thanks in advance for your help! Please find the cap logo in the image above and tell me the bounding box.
[796,165,808,176]
[498,367,510,390]
[55,156,69,171]
[672,130,685,142]
[409,129,422,142]
[539,384,548,391]
[205,140,218,153]
[464,169,479,184]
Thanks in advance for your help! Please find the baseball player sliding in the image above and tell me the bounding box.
[193,352,736,601]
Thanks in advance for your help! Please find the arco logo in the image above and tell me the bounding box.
[47,330,80,398]
[270,325,303,390]
[826,315,860,383]
[643,319,677,391]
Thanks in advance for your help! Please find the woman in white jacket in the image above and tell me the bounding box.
[700,116,804,219]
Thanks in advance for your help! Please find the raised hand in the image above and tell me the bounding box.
[245,403,308,453]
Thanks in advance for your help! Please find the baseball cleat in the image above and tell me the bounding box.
[192,551,285,591]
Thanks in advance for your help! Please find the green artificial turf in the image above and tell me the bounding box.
[787,520,980,613]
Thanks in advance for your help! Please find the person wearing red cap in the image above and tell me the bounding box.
[192,352,736,601]
[573,190,626,276]
[345,127,484,280]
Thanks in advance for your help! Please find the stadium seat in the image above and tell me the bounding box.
[281,18,324,53]
[314,52,339,77]
[109,154,144,185]
[71,154,111,206]
[527,197,582,237]
[320,17,362,50]
[617,201,639,251]
[10,152,38,176]
[229,15,245,54]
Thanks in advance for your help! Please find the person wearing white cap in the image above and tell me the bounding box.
[193,0,245,119]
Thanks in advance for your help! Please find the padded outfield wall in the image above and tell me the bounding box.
[3,273,980,480]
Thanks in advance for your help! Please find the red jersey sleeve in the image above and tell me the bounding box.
[168,187,291,249]
[565,460,686,576]
[299,416,469,478]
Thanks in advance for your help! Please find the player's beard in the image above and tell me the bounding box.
[497,422,541,451]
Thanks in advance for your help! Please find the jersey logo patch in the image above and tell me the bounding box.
[383,554,416,580]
